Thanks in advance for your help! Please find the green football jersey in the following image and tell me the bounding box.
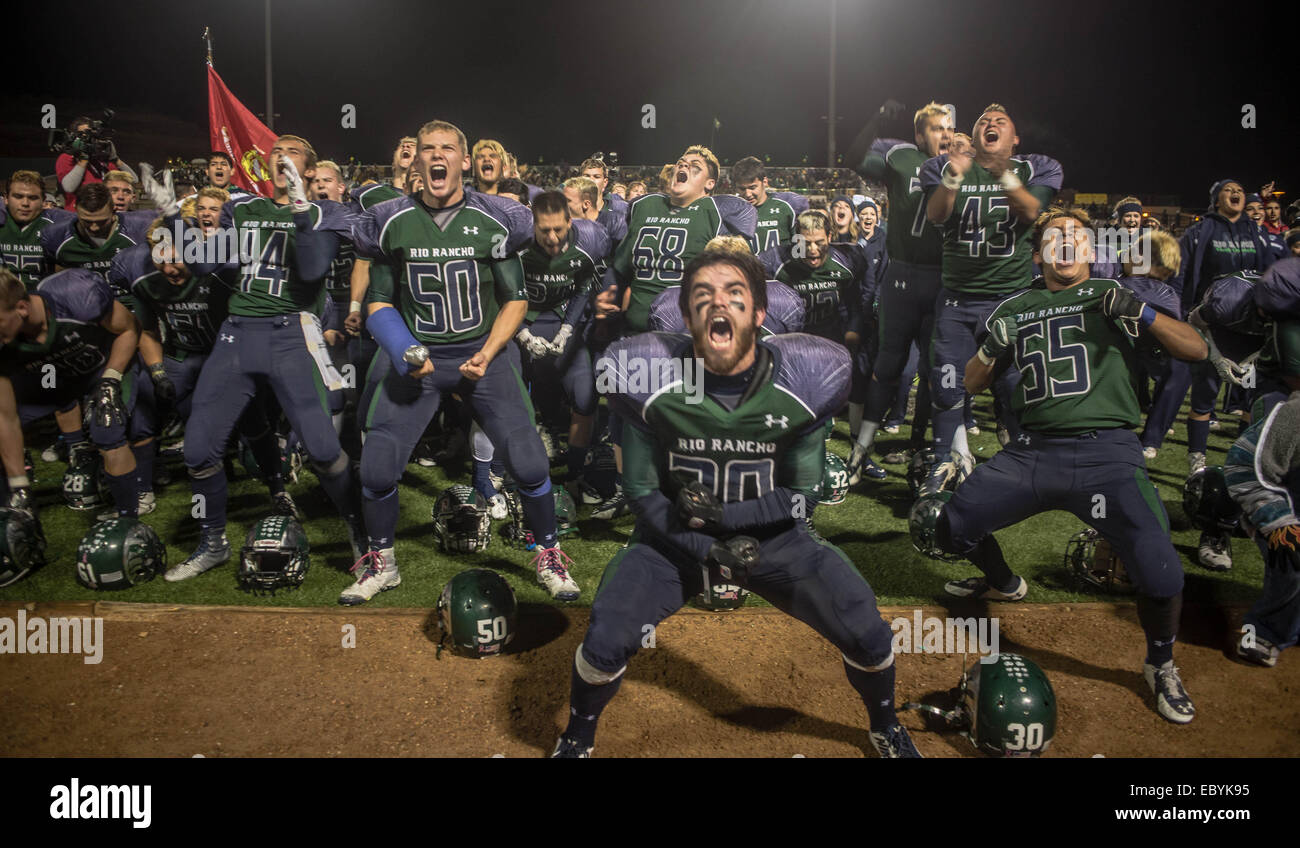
[991,278,1142,434]
[608,333,848,504]
[613,193,757,333]
[0,210,59,290]
[857,140,944,266]
[920,153,1063,296]
[132,271,233,357]
[224,197,352,317]
[518,219,606,322]
[750,191,808,254]
[355,192,532,345]
[353,183,403,211]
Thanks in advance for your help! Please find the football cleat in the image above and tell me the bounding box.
[847,444,887,485]
[413,441,438,468]
[591,486,630,520]
[550,736,592,758]
[883,423,901,434]
[165,532,231,582]
[487,493,508,521]
[41,439,68,464]
[1143,661,1195,724]
[966,425,981,437]
[1208,418,1221,431]
[576,478,605,505]
[338,548,400,605]
[533,546,580,601]
[1236,632,1279,667]
[944,576,1028,601]
[882,448,911,466]
[97,491,157,522]
[1143,446,1158,461]
[272,491,301,520]
[919,451,973,497]
[1188,451,1207,475]
[1196,531,1232,571]
[869,724,923,759]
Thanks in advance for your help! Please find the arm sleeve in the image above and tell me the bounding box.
[1225,401,1300,533]
[717,426,825,530]
[623,422,715,561]
[291,211,340,281]
[57,154,85,194]
[561,263,598,327]
[491,254,527,306]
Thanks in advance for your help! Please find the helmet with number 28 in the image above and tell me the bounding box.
[438,568,518,658]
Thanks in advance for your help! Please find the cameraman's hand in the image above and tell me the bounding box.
[106,140,119,163]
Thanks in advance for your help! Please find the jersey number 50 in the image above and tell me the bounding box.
[406,259,484,335]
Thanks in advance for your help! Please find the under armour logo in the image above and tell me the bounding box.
[220,334,235,343]
[945,299,959,307]
[764,414,789,429]
[463,226,479,235]
[569,259,582,268]
[688,205,700,211]
[1017,434,1031,444]
[894,280,906,289]
[1077,288,1094,296]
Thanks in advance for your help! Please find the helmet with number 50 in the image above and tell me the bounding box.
[438,568,518,657]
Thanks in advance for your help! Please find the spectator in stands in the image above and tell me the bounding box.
[626,180,647,200]
[1245,194,1265,226]
[610,182,627,199]
[103,171,136,212]
[392,136,417,190]
[56,116,137,210]
[829,195,859,244]
[1264,198,1287,236]
[43,193,57,210]
[1287,229,1300,257]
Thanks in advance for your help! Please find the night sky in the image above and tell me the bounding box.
[4,0,1296,207]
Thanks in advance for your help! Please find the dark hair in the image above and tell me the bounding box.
[730,156,765,185]
[353,164,386,184]
[496,178,529,201]
[532,190,570,218]
[678,247,768,317]
[75,182,113,213]
[208,151,234,167]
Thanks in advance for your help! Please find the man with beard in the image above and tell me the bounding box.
[352,119,580,603]
[930,207,1206,725]
[731,155,809,253]
[550,244,919,758]
[916,103,1063,495]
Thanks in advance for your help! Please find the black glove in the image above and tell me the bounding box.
[1267,525,1300,572]
[1102,286,1145,336]
[678,481,724,531]
[707,535,760,583]
[7,487,32,512]
[93,375,126,429]
[148,363,176,424]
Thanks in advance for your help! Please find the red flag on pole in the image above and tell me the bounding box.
[207,64,277,196]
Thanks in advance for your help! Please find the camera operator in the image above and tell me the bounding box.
[55,115,137,211]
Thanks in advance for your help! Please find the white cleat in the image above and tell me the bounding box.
[165,533,230,582]
[339,548,400,606]
[534,546,580,601]
[1143,661,1195,724]
[488,493,508,520]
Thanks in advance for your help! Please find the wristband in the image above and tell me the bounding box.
[1138,304,1157,328]
[101,368,123,382]
[941,164,962,190]
[8,475,30,490]
[349,300,363,313]
[976,348,996,366]
[999,170,1023,192]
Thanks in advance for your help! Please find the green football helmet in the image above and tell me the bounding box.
[1182,466,1241,532]
[907,448,941,499]
[75,518,167,590]
[238,439,302,484]
[433,485,492,553]
[1064,528,1135,594]
[693,564,750,611]
[501,485,577,549]
[909,491,958,561]
[239,515,310,594]
[819,450,850,505]
[62,449,106,511]
[960,654,1057,757]
[0,508,47,588]
[437,568,518,658]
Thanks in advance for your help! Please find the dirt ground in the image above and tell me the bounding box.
[2,600,1298,758]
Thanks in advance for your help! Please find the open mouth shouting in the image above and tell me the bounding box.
[708,311,734,352]
[676,167,689,184]
[428,162,449,191]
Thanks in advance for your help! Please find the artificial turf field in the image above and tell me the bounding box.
[1,394,1264,609]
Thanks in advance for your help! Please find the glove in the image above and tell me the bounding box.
[148,362,176,423]
[707,535,760,583]
[279,155,311,212]
[548,324,574,356]
[1267,524,1300,571]
[980,315,1018,361]
[1188,310,1253,387]
[1102,286,1145,337]
[7,487,32,512]
[92,374,126,429]
[139,162,180,216]
[515,328,551,359]
[678,481,724,531]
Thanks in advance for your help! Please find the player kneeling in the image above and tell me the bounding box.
[929,207,1209,724]
[551,245,919,758]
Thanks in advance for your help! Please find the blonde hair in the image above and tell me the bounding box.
[104,170,135,187]
[314,160,343,180]
[658,164,675,191]
[564,176,598,208]
[913,102,949,136]
[179,198,197,219]
[418,120,469,155]
[1032,206,1092,250]
[196,187,230,206]
[274,134,317,170]
[681,145,720,182]
[472,138,507,161]
[0,268,26,308]
[1125,231,1180,277]
[703,235,754,257]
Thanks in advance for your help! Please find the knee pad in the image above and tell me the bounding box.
[188,462,223,481]
[359,434,402,492]
[503,425,549,489]
[576,644,627,685]
[312,451,350,479]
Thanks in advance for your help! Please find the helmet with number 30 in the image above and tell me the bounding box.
[438,568,518,658]
[960,653,1057,757]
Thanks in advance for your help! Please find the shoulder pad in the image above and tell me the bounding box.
[42,208,76,226]
[763,280,806,334]
[918,154,948,191]
[771,191,809,214]
[311,198,356,235]
[830,244,866,278]
[351,195,417,260]
[570,218,611,263]
[647,287,686,333]
[467,192,534,253]
[875,139,915,160]
[109,243,155,292]
[761,334,851,424]
[35,269,114,323]
[117,210,157,243]
[1255,257,1300,319]
[757,244,789,278]
[711,194,757,237]
[39,215,76,254]
[1120,275,1181,320]
[1020,154,1064,190]
[595,331,693,422]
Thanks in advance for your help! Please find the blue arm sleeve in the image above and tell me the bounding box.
[367,306,420,376]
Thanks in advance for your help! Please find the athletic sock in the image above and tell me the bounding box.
[131,442,155,496]
[104,468,139,518]
[1187,419,1211,455]
[1137,593,1181,667]
[563,659,624,747]
[843,658,898,730]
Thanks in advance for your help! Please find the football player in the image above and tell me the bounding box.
[758,210,864,347]
[104,171,136,213]
[844,101,953,481]
[931,207,1207,724]
[731,155,809,253]
[1,170,72,290]
[351,119,580,603]
[391,137,417,192]
[193,152,253,201]
[164,133,364,583]
[0,267,142,516]
[551,244,919,758]
[41,182,154,302]
[917,103,1063,493]
[472,139,508,195]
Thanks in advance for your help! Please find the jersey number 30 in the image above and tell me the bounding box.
[669,453,775,502]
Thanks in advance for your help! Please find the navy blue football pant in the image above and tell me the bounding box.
[884,342,920,426]
[359,339,553,551]
[579,523,894,674]
[1141,360,1220,450]
[1245,535,1300,650]
[929,288,1023,452]
[941,428,1184,599]
[865,261,939,430]
[524,314,597,417]
[184,314,358,535]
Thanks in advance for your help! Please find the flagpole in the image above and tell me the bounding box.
[203,26,213,65]
[264,0,274,133]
